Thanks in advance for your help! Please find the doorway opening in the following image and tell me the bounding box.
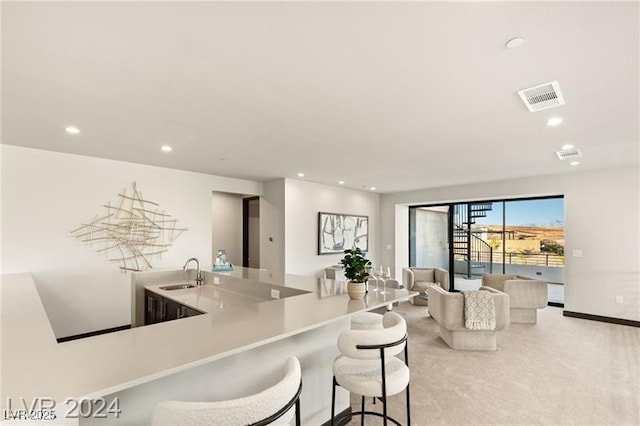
[243,196,260,268]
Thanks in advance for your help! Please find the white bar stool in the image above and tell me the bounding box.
[152,356,302,426]
[350,311,384,330]
[331,312,411,426]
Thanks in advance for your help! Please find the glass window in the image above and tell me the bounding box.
[409,196,564,303]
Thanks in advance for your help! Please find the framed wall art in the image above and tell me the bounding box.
[318,212,368,255]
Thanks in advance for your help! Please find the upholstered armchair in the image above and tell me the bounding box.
[402,267,450,306]
[481,274,547,324]
[427,285,510,350]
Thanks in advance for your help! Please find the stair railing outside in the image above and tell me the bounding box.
[453,203,494,278]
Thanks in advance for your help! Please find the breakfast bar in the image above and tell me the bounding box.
[1,269,415,425]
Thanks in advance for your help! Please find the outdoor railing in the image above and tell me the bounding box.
[492,252,564,267]
[455,252,564,267]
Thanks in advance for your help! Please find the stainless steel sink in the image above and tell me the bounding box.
[160,283,196,291]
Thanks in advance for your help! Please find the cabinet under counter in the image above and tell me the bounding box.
[144,289,204,325]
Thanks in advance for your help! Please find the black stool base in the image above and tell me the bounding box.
[334,410,403,426]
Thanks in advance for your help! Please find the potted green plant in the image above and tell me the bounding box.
[340,248,371,300]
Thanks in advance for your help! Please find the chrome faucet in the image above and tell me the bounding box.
[183,258,204,286]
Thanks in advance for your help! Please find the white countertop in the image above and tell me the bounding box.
[1,269,416,413]
[142,273,310,315]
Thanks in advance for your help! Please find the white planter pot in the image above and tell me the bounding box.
[347,281,366,300]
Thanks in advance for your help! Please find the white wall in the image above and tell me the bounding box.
[381,166,640,321]
[211,191,244,266]
[0,145,262,338]
[394,204,409,281]
[284,179,380,277]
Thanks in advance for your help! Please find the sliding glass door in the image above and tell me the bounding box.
[409,196,564,303]
[503,198,564,303]
[409,206,450,271]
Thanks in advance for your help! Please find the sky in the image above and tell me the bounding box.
[475,198,564,227]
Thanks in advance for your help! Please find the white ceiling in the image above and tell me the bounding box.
[2,2,638,193]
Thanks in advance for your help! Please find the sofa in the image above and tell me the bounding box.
[481,274,547,324]
[402,267,450,306]
[427,285,510,350]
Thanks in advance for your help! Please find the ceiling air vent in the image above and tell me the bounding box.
[556,148,582,160]
[518,80,565,112]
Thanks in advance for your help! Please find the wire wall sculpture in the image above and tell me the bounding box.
[71,182,187,272]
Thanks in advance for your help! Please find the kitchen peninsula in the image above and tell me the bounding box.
[2,268,415,425]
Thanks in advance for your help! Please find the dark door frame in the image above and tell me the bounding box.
[242,196,259,268]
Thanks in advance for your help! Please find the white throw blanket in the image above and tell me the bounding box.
[462,290,496,330]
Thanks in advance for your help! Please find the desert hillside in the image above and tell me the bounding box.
[482,225,564,244]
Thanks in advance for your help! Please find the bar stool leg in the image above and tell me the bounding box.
[405,339,411,426]
[361,396,365,426]
[406,384,411,426]
[383,396,388,426]
[381,349,388,426]
[331,377,336,426]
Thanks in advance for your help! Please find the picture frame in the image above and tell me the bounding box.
[318,212,368,255]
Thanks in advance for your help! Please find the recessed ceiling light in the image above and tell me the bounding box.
[561,144,574,150]
[161,145,172,153]
[569,161,580,166]
[338,181,345,185]
[297,172,305,177]
[65,126,80,134]
[370,187,376,191]
[506,37,524,49]
[546,117,563,127]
